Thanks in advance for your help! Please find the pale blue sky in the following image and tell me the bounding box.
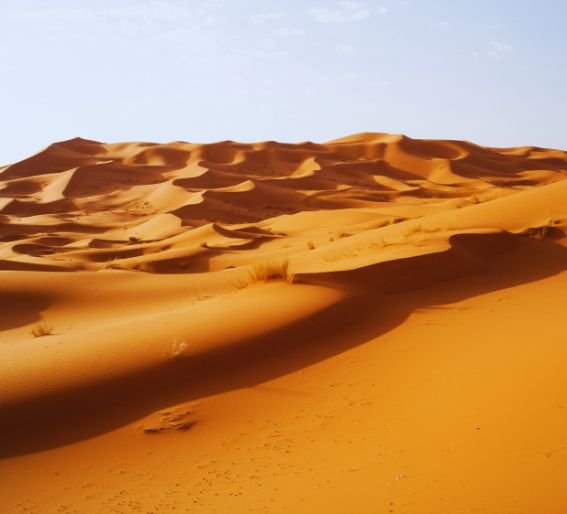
[0,0,565,165]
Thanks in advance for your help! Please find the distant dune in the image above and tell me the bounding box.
[1,133,567,513]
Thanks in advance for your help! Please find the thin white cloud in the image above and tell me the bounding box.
[429,21,449,29]
[272,27,305,37]
[6,1,218,23]
[369,71,391,87]
[481,23,504,32]
[4,1,221,32]
[247,12,287,24]
[490,40,513,52]
[488,40,512,61]
[309,1,372,24]
[227,46,289,63]
[337,43,356,55]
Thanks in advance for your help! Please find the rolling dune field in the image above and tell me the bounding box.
[1,132,567,513]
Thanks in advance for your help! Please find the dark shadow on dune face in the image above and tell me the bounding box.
[12,244,56,256]
[308,232,518,293]
[146,249,220,274]
[0,138,105,179]
[0,260,72,272]
[85,248,146,263]
[0,222,107,239]
[0,292,51,333]
[34,237,75,247]
[0,234,30,243]
[1,198,77,217]
[1,233,567,458]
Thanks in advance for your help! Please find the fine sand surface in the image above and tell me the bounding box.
[1,132,567,513]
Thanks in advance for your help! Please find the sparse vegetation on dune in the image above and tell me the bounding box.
[370,237,387,249]
[102,257,123,270]
[31,323,54,338]
[231,259,295,289]
[231,277,251,290]
[520,219,564,240]
[402,223,423,237]
[402,221,443,239]
[249,259,294,284]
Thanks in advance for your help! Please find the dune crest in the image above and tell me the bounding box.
[1,133,566,273]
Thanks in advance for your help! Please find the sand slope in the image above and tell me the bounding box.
[1,133,567,513]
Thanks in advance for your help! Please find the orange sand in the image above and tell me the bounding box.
[1,133,567,513]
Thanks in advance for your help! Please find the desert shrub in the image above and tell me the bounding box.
[249,259,294,284]
[230,259,295,290]
[231,277,250,290]
[103,257,123,269]
[403,223,422,237]
[521,224,563,240]
[370,237,386,248]
[31,323,54,337]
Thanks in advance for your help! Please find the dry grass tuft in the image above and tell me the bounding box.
[231,278,250,290]
[403,223,422,237]
[31,323,54,338]
[170,339,188,358]
[521,222,563,240]
[230,259,295,290]
[103,257,124,270]
[230,259,295,289]
[249,259,294,284]
[370,237,387,249]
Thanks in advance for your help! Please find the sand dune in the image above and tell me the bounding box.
[1,133,567,513]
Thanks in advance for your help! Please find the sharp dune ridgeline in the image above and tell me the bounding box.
[2,132,567,513]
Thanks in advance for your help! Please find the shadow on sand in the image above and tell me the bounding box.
[1,232,566,458]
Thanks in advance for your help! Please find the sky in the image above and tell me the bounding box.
[0,0,566,165]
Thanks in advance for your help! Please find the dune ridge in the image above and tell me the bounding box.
[1,133,566,273]
[1,133,567,513]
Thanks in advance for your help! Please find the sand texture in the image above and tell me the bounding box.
[1,132,567,513]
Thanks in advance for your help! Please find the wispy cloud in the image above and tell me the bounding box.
[2,1,221,34]
[309,1,372,24]
[481,23,504,32]
[5,1,219,24]
[246,12,287,24]
[227,47,289,64]
[337,43,356,55]
[272,27,305,37]
[429,21,449,29]
[488,40,512,61]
